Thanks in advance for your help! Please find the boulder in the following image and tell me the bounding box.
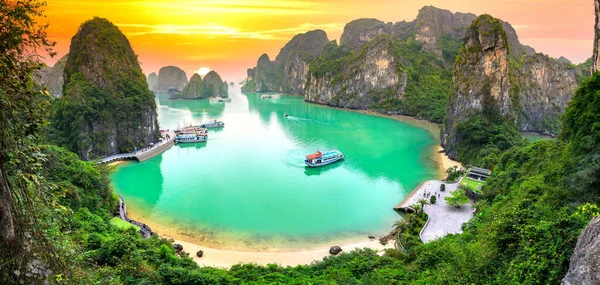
[562,216,600,285]
[329,246,342,255]
[173,244,183,252]
[196,250,204,258]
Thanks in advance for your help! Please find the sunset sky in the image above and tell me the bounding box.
[43,0,593,82]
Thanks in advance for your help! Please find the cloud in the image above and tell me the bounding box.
[117,22,344,40]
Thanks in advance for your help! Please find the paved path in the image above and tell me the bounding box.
[418,179,474,243]
[118,195,153,238]
[99,131,175,164]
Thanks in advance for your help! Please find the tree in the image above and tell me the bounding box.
[417,198,429,214]
[444,189,470,208]
[430,195,437,204]
[393,219,409,234]
[0,0,60,281]
[440,183,446,191]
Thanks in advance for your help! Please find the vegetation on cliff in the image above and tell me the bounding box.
[48,17,160,160]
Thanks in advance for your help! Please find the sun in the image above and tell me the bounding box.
[197,67,211,76]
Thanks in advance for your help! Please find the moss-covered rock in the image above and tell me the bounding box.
[49,17,160,160]
[202,71,228,98]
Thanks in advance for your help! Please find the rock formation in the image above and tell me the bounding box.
[241,30,329,93]
[177,73,203,99]
[50,17,160,160]
[202,71,228,98]
[36,54,68,97]
[174,71,228,99]
[147,72,158,92]
[242,6,577,131]
[156,66,188,93]
[562,217,600,285]
[441,14,580,158]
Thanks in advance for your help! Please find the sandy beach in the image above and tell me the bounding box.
[169,236,394,268]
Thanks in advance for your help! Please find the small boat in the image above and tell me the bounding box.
[284,113,288,117]
[175,133,207,143]
[200,120,224,128]
[261,93,280,99]
[305,150,344,167]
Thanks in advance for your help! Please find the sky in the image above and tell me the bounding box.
[42,0,594,82]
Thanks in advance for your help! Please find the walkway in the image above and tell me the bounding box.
[118,195,153,238]
[393,179,474,243]
[98,131,175,164]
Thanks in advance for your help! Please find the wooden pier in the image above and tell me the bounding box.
[98,131,175,164]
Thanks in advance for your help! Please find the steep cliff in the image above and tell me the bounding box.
[305,36,405,109]
[562,216,600,285]
[514,54,578,134]
[36,54,68,97]
[156,66,188,93]
[340,19,391,49]
[241,30,329,93]
[147,72,158,92]
[441,15,521,161]
[49,17,160,160]
[242,6,573,128]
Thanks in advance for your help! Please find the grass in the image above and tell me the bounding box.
[461,176,484,192]
[109,217,140,231]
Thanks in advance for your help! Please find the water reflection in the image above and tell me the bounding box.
[304,162,343,177]
[112,155,165,211]
[244,92,437,188]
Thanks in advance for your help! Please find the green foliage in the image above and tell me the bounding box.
[445,166,464,182]
[440,183,446,191]
[430,195,437,204]
[444,188,470,208]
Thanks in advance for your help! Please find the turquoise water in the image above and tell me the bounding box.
[110,89,439,250]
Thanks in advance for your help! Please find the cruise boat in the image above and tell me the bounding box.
[175,125,207,135]
[305,150,344,167]
[200,120,224,128]
[175,132,207,143]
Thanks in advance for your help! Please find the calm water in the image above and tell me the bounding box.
[111,89,439,250]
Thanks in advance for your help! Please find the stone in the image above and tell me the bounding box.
[196,250,204,258]
[562,217,600,285]
[329,246,342,255]
[173,244,183,252]
[368,235,376,240]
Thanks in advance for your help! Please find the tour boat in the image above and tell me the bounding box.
[175,132,207,143]
[175,126,207,135]
[200,120,224,128]
[305,150,344,167]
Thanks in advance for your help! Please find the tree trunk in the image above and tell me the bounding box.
[594,0,600,73]
[0,165,15,241]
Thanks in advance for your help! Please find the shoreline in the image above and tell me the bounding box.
[112,106,461,267]
[168,236,394,268]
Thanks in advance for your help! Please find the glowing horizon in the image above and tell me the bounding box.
[42,0,593,82]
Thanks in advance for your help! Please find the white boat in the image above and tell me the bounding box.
[175,133,207,143]
[305,150,344,167]
[200,120,224,128]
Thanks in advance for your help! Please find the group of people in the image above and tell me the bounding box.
[423,191,441,198]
